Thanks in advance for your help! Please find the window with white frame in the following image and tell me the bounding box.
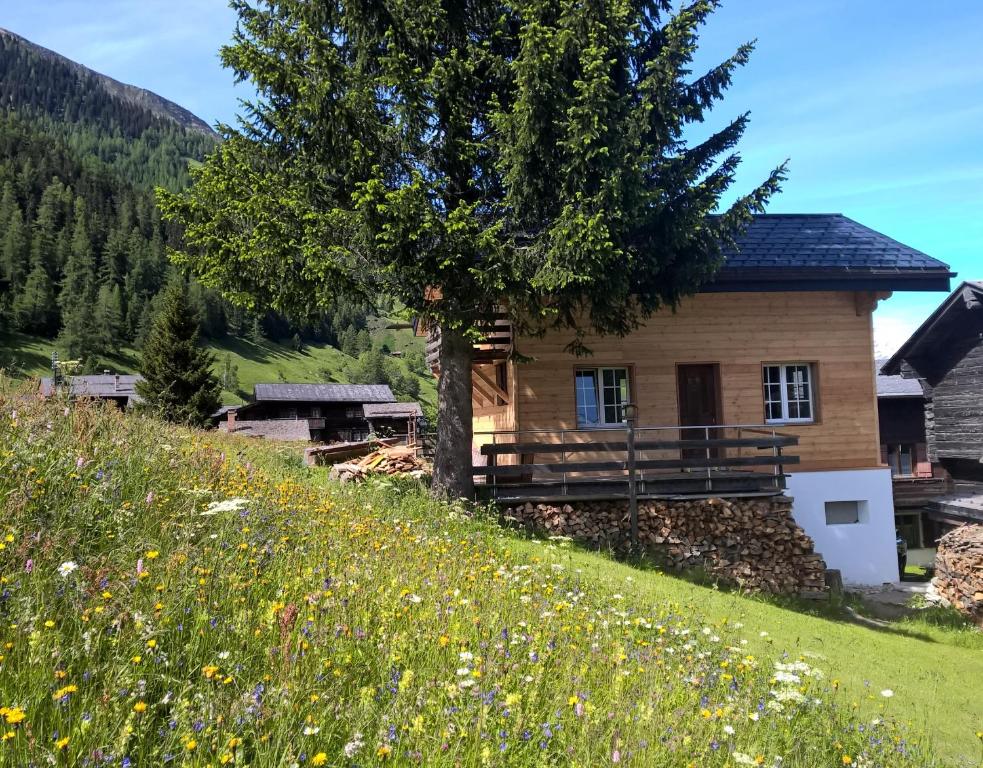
[575,367,630,427]
[763,363,815,423]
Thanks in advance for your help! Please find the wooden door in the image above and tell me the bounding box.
[677,364,721,459]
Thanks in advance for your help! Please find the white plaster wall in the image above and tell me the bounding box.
[785,468,898,585]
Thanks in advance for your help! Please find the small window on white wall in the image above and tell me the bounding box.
[825,500,865,525]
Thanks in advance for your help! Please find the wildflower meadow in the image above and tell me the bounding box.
[0,387,959,766]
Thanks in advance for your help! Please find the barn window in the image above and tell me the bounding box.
[886,444,914,476]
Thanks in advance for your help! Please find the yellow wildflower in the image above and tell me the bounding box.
[55,736,69,750]
[311,754,328,766]
[133,701,147,713]
[2,708,25,725]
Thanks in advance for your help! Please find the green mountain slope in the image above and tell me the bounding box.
[0,329,436,409]
[0,29,424,408]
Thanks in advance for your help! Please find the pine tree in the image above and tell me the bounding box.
[29,190,61,279]
[95,283,125,350]
[1,204,29,289]
[137,279,221,426]
[12,263,58,335]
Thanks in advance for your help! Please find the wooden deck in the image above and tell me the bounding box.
[473,425,798,503]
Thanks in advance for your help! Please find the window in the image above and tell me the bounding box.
[886,444,914,477]
[345,406,362,419]
[825,500,865,525]
[310,406,322,419]
[575,367,630,427]
[763,364,815,423]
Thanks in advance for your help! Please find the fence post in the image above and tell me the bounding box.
[625,404,638,552]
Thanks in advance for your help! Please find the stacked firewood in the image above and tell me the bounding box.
[501,496,828,595]
[933,524,983,627]
[328,445,430,483]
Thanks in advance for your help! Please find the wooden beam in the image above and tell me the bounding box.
[472,366,509,405]
[471,374,498,407]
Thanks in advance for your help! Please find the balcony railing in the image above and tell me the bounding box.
[473,423,798,503]
[425,312,512,372]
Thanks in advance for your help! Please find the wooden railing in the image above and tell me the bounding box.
[473,423,798,504]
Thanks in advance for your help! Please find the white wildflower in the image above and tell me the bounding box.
[203,498,250,516]
[723,725,735,735]
[303,725,320,736]
[880,689,894,698]
[343,733,364,758]
[58,561,78,578]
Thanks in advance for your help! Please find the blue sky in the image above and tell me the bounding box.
[5,0,981,354]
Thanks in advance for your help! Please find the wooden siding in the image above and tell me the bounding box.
[472,361,518,461]
[504,292,881,472]
[924,341,983,465]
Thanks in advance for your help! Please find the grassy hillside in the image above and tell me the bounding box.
[0,330,436,407]
[1,387,978,766]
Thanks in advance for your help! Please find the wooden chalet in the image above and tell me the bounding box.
[222,383,399,443]
[39,372,143,409]
[882,281,983,534]
[425,213,953,584]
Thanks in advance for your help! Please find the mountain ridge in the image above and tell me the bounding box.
[0,26,216,136]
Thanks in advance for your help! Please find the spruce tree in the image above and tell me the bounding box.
[160,0,785,497]
[137,279,221,426]
[94,283,125,350]
[1,205,29,289]
[12,263,58,335]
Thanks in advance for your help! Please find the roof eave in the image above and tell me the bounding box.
[881,280,983,376]
[704,268,955,294]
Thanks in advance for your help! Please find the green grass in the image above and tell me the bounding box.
[0,329,436,407]
[1,388,980,766]
[504,541,983,765]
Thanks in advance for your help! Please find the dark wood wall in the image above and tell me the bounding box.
[877,397,926,444]
[928,342,983,468]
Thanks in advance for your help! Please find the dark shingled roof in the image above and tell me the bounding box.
[875,364,924,398]
[218,419,312,441]
[39,374,143,400]
[881,281,983,378]
[876,374,924,398]
[708,214,953,292]
[253,383,396,403]
[363,402,423,418]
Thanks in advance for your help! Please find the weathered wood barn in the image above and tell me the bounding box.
[876,363,947,553]
[39,372,144,409]
[882,281,983,531]
[221,383,399,443]
[426,213,954,584]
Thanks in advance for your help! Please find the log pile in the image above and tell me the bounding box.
[328,445,431,483]
[933,524,983,627]
[501,496,827,595]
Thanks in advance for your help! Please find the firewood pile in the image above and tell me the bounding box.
[933,524,983,627]
[502,496,828,595]
[328,445,431,483]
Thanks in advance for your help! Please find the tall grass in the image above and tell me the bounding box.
[0,386,947,766]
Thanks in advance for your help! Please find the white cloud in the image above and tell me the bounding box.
[873,313,922,359]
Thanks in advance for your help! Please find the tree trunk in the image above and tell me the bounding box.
[432,325,474,500]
